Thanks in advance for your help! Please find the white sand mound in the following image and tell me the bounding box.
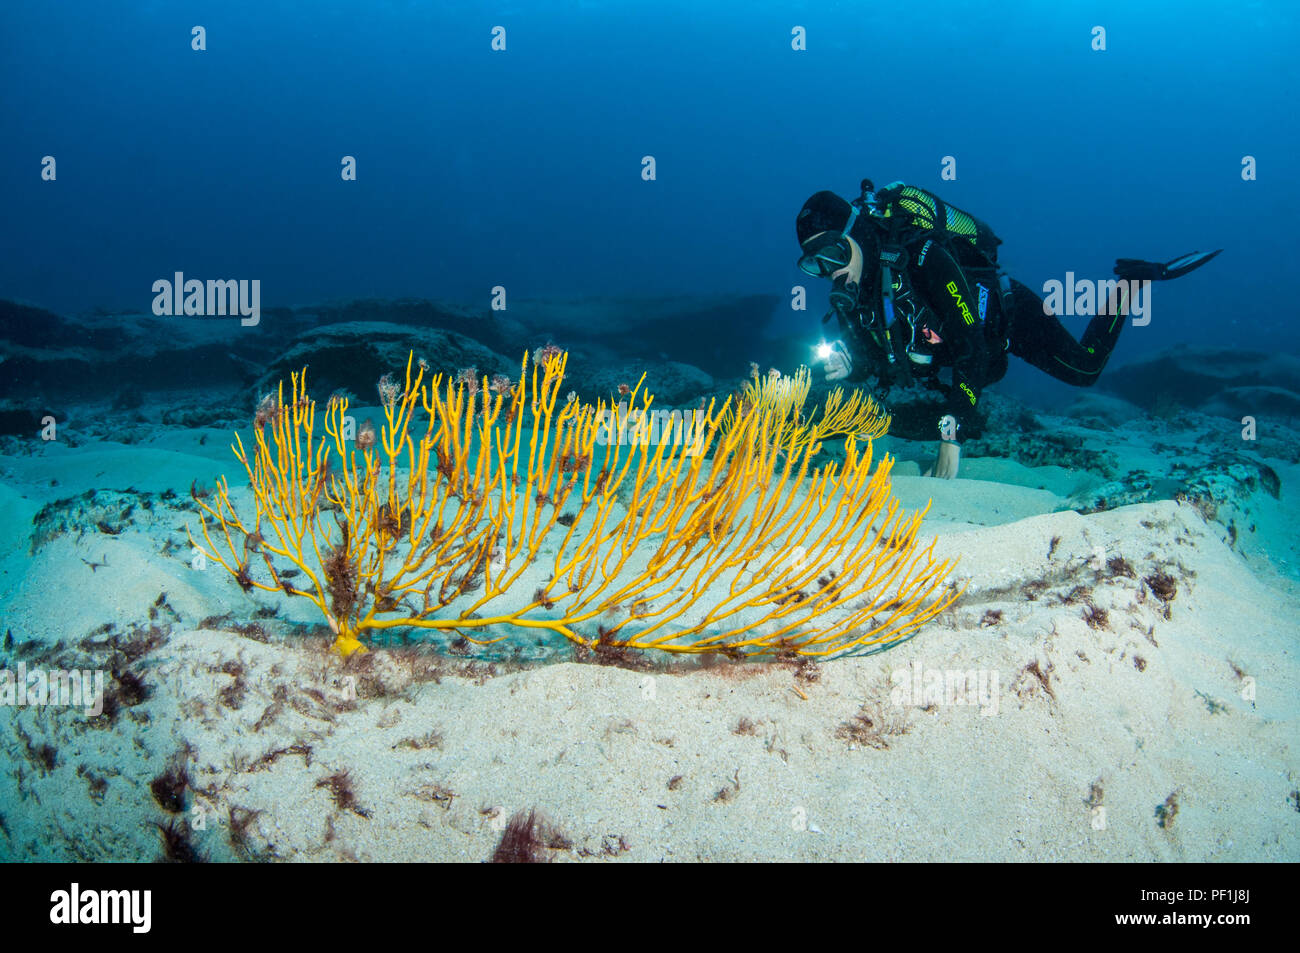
[2,448,1295,860]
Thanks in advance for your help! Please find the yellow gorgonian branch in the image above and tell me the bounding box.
[190,350,957,658]
[723,364,891,456]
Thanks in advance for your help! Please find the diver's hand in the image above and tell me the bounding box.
[821,339,852,382]
[924,441,961,479]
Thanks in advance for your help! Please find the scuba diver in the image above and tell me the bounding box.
[796,180,1221,478]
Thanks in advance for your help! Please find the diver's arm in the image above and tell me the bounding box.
[926,440,961,479]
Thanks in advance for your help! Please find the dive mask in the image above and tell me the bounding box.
[797,233,853,278]
[801,230,864,319]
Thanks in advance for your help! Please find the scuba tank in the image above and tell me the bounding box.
[855,178,1010,364]
[867,180,1002,270]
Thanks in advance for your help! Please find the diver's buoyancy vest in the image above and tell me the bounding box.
[876,184,1002,272]
[873,182,1010,346]
[848,182,1009,387]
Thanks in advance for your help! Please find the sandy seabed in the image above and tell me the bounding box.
[1,421,1297,863]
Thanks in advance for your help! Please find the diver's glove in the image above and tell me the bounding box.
[820,339,852,382]
[1114,249,1222,282]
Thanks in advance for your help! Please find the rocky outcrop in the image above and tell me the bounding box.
[1199,386,1300,420]
[0,306,282,401]
[0,294,773,409]
[568,358,714,407]
[1061,392,1145,430]
[1100,346,1300,421]
[249,322,517,402]
[496,295,779,379]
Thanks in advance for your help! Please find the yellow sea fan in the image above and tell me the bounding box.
[726,365,891,454]
[190,350,954,659]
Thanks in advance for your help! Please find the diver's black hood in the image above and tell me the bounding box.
[796,190,882,271]
[796,191,853,244]
[796,190,884,315]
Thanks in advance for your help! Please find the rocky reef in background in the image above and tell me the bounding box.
[9,300,1295,428]
[1099,345,1300,421]
[0,294,798,436]
[2,299,1296,545]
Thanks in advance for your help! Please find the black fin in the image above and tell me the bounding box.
[1114,249,1222,281]
[1161,248,1222,279]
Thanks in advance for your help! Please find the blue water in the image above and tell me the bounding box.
[3,2,1300,870]
[1,1,1295,374]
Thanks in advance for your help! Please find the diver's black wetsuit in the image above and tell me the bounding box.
[836,236,1129,442]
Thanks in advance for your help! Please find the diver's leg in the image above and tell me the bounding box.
[980,281,1010,386]
[1006,279,1129,386]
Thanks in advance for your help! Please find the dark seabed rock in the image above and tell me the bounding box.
[1199,385,1300,420]
[569,358,714,407]
[0,295,774,411]
[496,295,780,379]
[0,308,280,402]
[1061,392,1146,430]
[0,401,49,437]
[298,298,526,357]
[1061,449,1281,531]
[250,321,517,401]
[0,299,77,349]
[1100,345,1300,419]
